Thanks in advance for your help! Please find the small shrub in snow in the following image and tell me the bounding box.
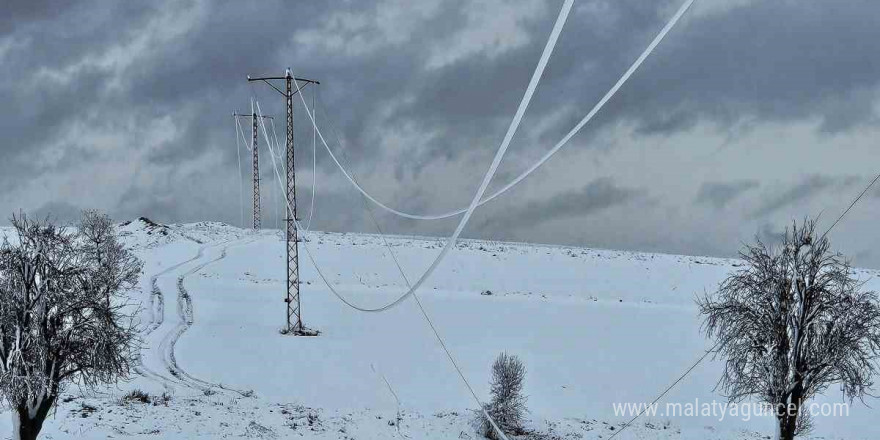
[153,392,172,407]
[476,352,528,439]
[123,389,151,404]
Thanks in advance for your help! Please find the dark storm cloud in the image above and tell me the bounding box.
[1,1,72,35]
[519,0,880,141]
[3,1,880,265]
[750,175,858,219]
[695,180,759,209]
[478,177,643,232]
[30,201,84,224]
[5,1,880,195]
[755,222,786,247]
[327,0,880,171]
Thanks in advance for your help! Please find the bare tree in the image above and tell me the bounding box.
[477,352,528,439]
[0,212,142,440]
[698,219,880,440]
[79,210,142,307]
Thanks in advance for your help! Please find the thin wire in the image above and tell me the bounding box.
[820,172,880,241]
[286,0,570,314]
[253,82,285,229]
[286,2,573,437]
[371,363,401,406]
[266,116,282,229]
[304,0,696,221]
[607,343,719,440]
[351,133,486,440]
[608,170,880,440]
[259,99,503,437]
[306,87,317,231]
[234,114,245,227]
[371,363,408,439]
[235,116,253,152]
[269,118,285,161]
[257,1,571,436]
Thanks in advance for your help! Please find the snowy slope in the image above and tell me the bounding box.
[1,220,877,439]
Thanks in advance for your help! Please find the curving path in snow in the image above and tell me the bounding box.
[139,237,252,395]
[135,243,217,392]
[160,238,256,396]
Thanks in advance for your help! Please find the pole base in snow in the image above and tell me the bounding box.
[279,326,320,337]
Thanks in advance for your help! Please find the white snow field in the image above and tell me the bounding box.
[1,218,878,439]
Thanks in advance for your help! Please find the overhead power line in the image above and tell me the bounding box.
[307,0,696,221]
[290,0,696,312]
[248,70,319,336]
[257,1,575,437]
[607,343,718,440]
[821,172,880,241]
[233,114,246,227]
[307,88,318,231]
[288,0,566,309]
[608,170,880,439]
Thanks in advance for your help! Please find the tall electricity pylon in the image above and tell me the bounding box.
[233,109,273,230]
[248,69,319,336]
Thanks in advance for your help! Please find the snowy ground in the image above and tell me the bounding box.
[1,219,878,439]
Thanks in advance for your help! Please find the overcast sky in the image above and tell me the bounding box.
[3,0,880,267]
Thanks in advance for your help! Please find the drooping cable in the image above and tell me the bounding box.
[233,114,245,227]
[304,0,696,221]
[287,0,570,310]
[283,2,573,437]
[260,95,510,436]
[269,118,285,161]
[235,116,253,153]
[267,117,284,229]
[306,87,318,231]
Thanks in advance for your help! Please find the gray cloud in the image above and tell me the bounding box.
[3,1,880,266]
[750,175,858,219]
[755,222,786,247]
[30,201,84,224]
[477,177,643,232]
[695,180,759,209]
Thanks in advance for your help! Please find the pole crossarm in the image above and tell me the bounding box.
[233,112,274,119]
[248,75,319,97]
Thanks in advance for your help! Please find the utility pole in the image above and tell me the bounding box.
[232,110,273,230]
[248,68,319,336]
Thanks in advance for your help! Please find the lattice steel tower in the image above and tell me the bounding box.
[247,69,319,335]
[233,109,273,230]
[251,100,261,229]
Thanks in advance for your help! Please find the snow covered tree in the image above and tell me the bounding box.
[78,210,142,307]
[478,352,528,439]
[0,212,142,440]
[698,219,880,440]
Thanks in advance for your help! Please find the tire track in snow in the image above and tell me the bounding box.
[134,244,217,391]
[159,237,258,396]
[136,239,234,391]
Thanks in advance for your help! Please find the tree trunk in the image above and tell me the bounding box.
[780,408,799,440]
[14,395,56,440]
[779,385,804,440]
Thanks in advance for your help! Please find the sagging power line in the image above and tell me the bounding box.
[240,1,694,438]
[300,0,696,222]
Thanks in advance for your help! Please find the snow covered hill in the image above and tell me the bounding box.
[1,219,877,439]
